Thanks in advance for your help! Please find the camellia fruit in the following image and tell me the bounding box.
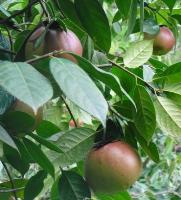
[84,141,142,194]
[25,24,83,62]
[145,26,176,55]
[69,119,83,128]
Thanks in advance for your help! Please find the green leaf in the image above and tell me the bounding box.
[134,85,156,142]
[53,128,95,168]
[23,138,55,177]
[0,125,17,150]
[3,143,29,175]
[74,0,111,52]
[97,191,132,200]
[115,0,131,19]
[0,87,14,115]
[162,0,176,12]
[57,0,82,28]
[124,40,153,68]
[58,171,91,200]
[164,83,181,96]
[50,58,108,127]
[51,178,59,200]
[135,132,159,163]
[29,133,63,153]
[24,170,47,200]
[0,61,53,112]
[154,96,181,139]
[126,0,138,37]
[70,53,136,109]
[36,120,61,138]
[149,58,168,72]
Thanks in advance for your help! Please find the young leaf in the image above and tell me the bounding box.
[58,171,91,200]
[74,0,111,52]
[0,61,53,112]
[23,138,55,177]
[50,58,108,127]
[134,85,156,142]
[97,191,132,200]
[0,125,17,150]
[24,170,47,200]
[124,40,153,68]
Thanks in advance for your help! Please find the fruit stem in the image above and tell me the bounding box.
[109,60,160,95]
[61,95,78,128]
[1,161,18,200]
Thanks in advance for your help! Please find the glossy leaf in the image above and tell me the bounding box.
[58,171,91,200]
[162,0,176,12]
[75,0,111,52]
[53,128,95,167]
[24,170,47,200]
[134,85,156,142]
[97,191,132,200]
[23,138,55,177]
[50,58,108,127]
[115,0,131,19]
[154,96,181,139]
[0,61,53,112]
[0,125,17,150]
[124,40,153,68]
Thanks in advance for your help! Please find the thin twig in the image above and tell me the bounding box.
[39,0,49,19]
[109,59,160,95]
[61,95,78,128]
[0,187,24,193]
[1,161,18,200]
[26,50,65,63]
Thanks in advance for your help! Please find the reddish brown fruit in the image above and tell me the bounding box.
[25,26,83,63]
[145,26,176,55]
[69,119,83,128]
[85,141,142,194]
[12,100,43,130]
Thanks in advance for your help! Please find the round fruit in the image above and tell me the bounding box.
[145,26,176,55]
[85,141,142,194]
[69,119,83,128]
[25,25,83,62]
[12,100,43,130]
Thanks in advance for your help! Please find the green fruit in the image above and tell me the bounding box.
[25,26,83,63]
[85,141,142,194]
[145,26,176,55]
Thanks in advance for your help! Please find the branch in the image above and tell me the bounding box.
[1,161,18,200]
[109,60,160,95]
[0,0,39,25]
[61,95,78,128]
[0,187,24,193]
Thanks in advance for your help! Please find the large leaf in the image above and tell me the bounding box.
[3,143,29,176]
[0,125,17,150]
[162,0,176,12]
[74,0,111,52]
[23,138,55,177]
[53,128,95,168]
[58,171,91,200]
[154,95,181,139]
[24,170,47,200]
[0,87,14,115]
[115,0,131,19]
[126,0,138,37]
[50,58,108,127]
[123,40,153,68]
[134,85,156,142]
[69,53,136,109]
[0,61,53,112]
